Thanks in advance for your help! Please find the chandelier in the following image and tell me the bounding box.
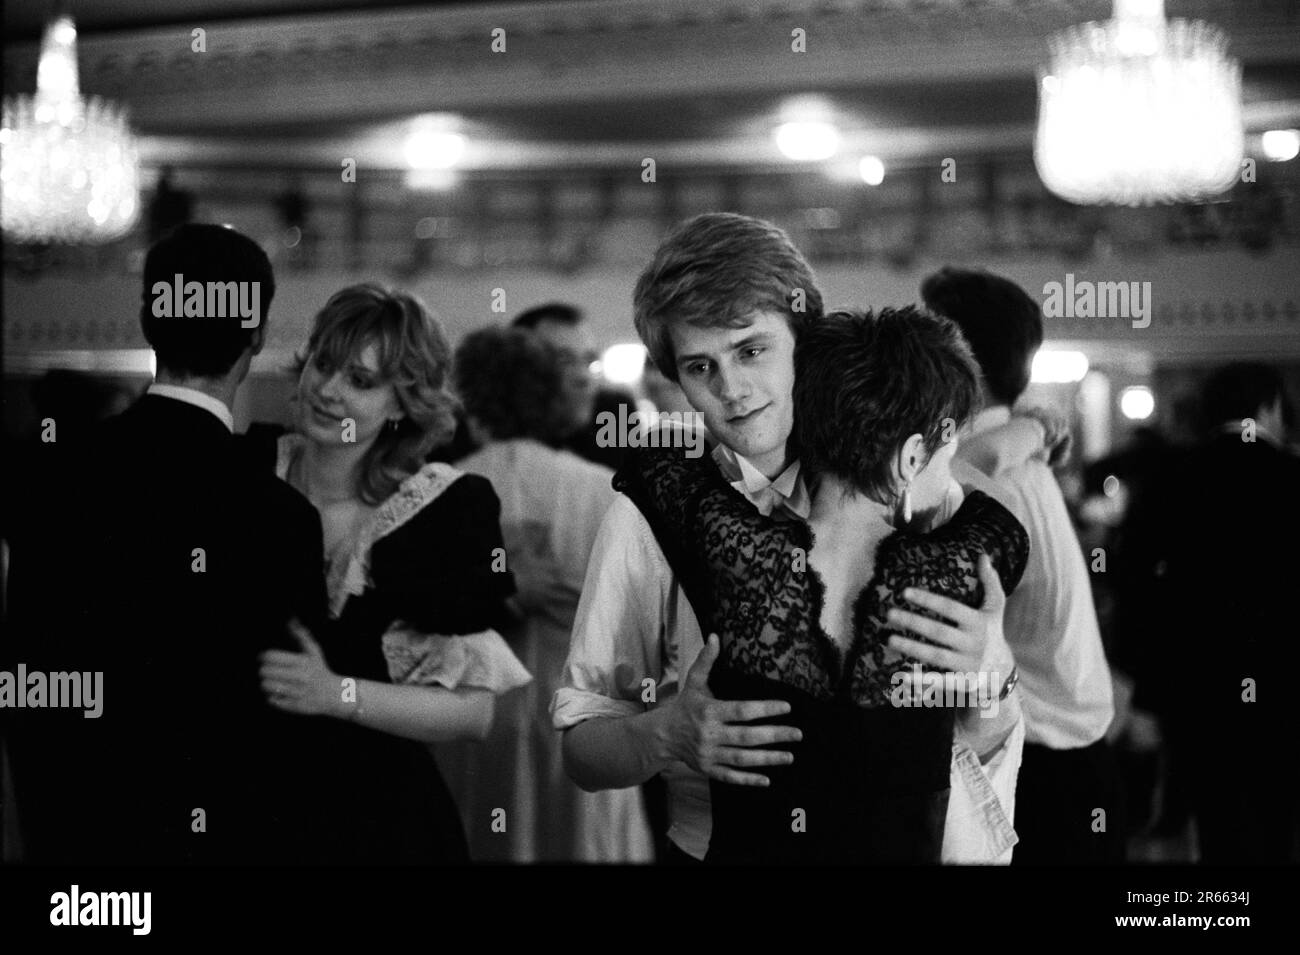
[1034,0,1243,206]
[1,16,140,244]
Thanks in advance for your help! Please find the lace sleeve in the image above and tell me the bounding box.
[847,490,1030,707]
[944,490,1030,599]
[884,490,1029,610]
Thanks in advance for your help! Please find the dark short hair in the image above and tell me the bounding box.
[920,267,1043,406]
[633,213,823,381]
[1201,362,1286,429]
[454,326,568,443]
[512,302,583,330]
[795,306,981,504]
[295,283,457,506]
[140,223,276,377]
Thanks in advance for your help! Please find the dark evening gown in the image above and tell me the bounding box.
[265,432,524,864]
[615,444,1029,864]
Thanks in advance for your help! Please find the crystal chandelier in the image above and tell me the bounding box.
[1034,0,1243,206]
[1,16,140,244]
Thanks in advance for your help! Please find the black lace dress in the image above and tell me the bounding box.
[615,446,1028,864]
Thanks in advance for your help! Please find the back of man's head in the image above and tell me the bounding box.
[140,223,275,379]
[512,302,583,331]
[921,266,1042,407]
[1202,362,1286,430]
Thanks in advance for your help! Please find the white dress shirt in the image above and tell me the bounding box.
[146,383,234,433]
[962,406,1114,749]
[552,444,1023,862]
[714,444,812,518]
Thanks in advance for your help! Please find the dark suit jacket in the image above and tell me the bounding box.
[4,393,330,864]
[1121,432,1300,735]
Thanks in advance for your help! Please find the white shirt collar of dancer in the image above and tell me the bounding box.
[712,444,811,519]
[147,383,234,433]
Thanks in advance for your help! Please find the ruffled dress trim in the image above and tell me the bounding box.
[276,433,531,694]
[381,626,531,694]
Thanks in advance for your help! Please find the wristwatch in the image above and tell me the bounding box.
[998,665,1020,701]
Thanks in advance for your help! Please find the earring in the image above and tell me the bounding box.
[900,481,913,525]
[386,418,401,433]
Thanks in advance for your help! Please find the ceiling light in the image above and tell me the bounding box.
[1035,0,1243,205]
[1,15,140,243]
[1032,350,1090,384]
[775,121,840,162]
[858,156,885,185]
[403,117,466,170]
[1119,385,1155,420]
[1262,129,1300,162]
[601,344,647,385]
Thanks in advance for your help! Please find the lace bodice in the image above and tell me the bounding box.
[615,444,1029,708]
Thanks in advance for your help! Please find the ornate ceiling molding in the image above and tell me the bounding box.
[6,1,1299,133]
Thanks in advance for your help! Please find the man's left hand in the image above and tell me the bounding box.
[259,619,347,718]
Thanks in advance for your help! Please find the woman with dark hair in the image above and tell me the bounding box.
[436,326,653,862]
[615,306,1030,863]
[255,283,529,863]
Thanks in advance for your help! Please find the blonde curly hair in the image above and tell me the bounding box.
[294,283,458,505]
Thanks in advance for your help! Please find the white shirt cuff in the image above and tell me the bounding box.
[551,687,643,729]
[941,712,1024,864]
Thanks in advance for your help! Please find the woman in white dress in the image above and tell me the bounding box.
[435,326,654,862]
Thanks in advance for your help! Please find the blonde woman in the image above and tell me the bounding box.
[255,283,528,863]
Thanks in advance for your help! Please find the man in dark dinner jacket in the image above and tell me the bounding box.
[1123,362,1300,864]
[4,224,330,864]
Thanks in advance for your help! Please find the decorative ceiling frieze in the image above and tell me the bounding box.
[5,1,1299,133]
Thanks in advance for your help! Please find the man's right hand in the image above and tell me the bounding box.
[657,633,801,787]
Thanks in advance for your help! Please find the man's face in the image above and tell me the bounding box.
[669,311,796,478]
[532,318,599,431]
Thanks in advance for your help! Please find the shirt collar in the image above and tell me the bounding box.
[968,405,1012,437]
[147,383,234,433]
[711,444,811,519]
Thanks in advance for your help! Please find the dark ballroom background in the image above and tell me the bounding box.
[4,0,1300,866]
